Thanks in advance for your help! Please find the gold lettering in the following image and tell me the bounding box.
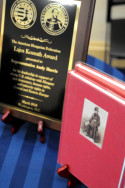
[42,80,55,86]
[33,82,42,87]
[46,46,61,53]
[28,89,38,95]
[22,100,30,106]
[43,53,58,61]
[26,57,43,64]
[36,65,45,71]
[14,46,25,54]
[11,59,35,68]
[31,102,38,107]
[18,41,30,47]
[18,102,33,110]
[30,43,45,50]
[39,92,49,98]
[26,49,43,57]
[12,39,17,44]
[46,67,58,73]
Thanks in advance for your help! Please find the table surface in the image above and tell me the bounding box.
[0,56,124,188]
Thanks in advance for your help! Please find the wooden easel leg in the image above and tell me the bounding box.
[1,110,24,133]
[57,165,80,187]
[38,121,45,143]
[1,110,11,124]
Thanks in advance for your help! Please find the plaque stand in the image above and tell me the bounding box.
[37,120,46,143]
[57,165,80,187]
[1,110,24,133]
[1,111,46,143]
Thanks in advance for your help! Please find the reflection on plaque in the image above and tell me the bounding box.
[0,0,95,130]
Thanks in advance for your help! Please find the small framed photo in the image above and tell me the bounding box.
[80,98,109,148]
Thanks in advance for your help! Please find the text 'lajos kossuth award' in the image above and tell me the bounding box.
[0,0,95,130]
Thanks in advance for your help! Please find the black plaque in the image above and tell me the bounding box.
[0,0,95,130]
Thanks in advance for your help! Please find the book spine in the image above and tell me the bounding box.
[75,63,125,99]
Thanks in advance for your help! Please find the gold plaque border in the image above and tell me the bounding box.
[0,0,6,71]
[0,0,81,125]
[68,1,81,70]
[0,0,96,131]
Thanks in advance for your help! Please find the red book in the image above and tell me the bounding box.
[58,63,125,188]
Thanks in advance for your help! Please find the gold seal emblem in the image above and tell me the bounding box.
[10,0,37,29]
[40,3,69,36]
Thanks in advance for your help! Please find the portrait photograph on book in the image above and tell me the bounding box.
[80,98,108,148]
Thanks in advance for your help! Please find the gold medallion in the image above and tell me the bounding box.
[40,3,69,36]
[10,0,37,29]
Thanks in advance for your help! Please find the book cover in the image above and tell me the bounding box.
[58,63,125,188]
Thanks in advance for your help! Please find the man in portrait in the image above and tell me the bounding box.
[86,107,100,142]
[46,8,63,31]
